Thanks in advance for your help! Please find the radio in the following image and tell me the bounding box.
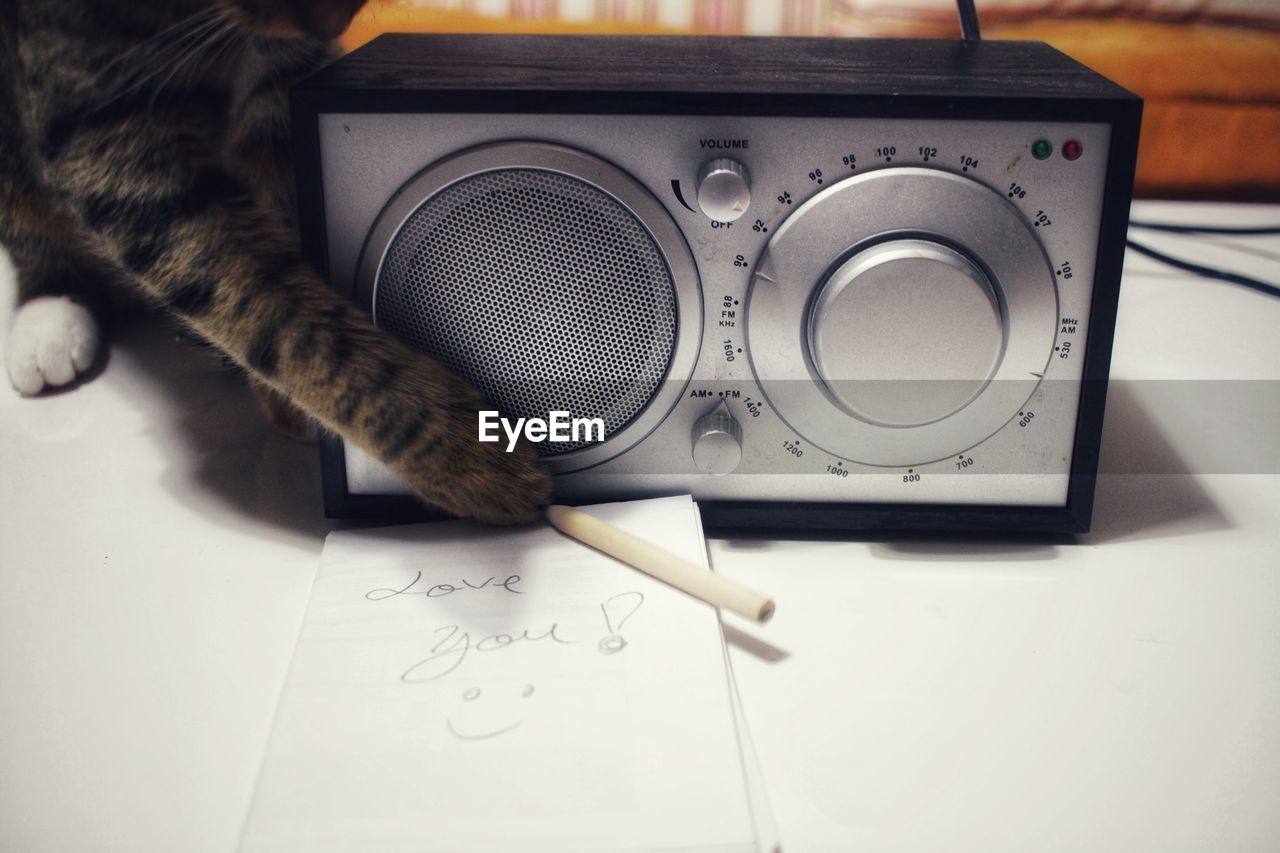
[294,34,1141,534]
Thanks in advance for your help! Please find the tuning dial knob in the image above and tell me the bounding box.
[807,239,1004,427]
[696,159,751,222]
[691,401,743,475]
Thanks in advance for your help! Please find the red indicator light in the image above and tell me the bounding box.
[1063,139,1084,161]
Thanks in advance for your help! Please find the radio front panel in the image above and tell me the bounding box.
[319,114,1109,509]
[295,34,1141,532]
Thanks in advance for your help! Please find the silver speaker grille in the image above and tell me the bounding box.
[375,168,678,455]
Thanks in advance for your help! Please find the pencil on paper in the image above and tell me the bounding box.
[545,504,776,624]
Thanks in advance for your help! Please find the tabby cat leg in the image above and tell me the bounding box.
[45,139,548,522]
[248,374,316,440]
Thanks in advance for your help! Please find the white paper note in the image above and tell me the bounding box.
[240,495,759,853]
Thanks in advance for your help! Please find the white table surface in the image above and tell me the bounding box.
[2,200,1278,853]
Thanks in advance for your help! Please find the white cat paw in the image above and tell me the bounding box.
[6,296,101,395]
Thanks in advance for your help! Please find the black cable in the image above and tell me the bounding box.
[1126,237,1280,298]
[955,0,981,41]
[1129,220,1280,236]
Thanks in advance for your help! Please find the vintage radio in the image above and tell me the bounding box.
[293,34,1141,533]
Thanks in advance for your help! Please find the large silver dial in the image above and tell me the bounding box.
[746,167,1059,467]
[807,238,1004,428]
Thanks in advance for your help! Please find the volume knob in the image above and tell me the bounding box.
[691,401,743,475]
[696,159,751,222]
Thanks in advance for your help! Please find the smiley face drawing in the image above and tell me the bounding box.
[446,683,536,741]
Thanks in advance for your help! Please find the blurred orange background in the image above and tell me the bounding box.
[340,1,1280,200]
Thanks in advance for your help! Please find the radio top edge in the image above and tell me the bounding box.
[295,33,1139,109]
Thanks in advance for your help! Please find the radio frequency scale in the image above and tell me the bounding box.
[293,34,1141,533]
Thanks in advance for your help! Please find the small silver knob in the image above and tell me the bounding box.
[696,159,751,222]
[692,401,743,475]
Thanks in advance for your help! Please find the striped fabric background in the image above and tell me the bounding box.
[405,0,831,35]
[389,1,1280,36]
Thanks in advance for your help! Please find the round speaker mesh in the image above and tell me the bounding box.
[375,168,678,455]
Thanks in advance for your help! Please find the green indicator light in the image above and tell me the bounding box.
[1032,139,1053,160]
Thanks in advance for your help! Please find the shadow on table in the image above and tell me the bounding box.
[109,317,332,542]
[722,623,791,663]
[1082,379,1232,545]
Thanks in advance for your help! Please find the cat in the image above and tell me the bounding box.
[0,0,552,524]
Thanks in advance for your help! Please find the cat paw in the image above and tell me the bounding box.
[435,437,554,526]
[400,387,554,526]
[5,296,101,395]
